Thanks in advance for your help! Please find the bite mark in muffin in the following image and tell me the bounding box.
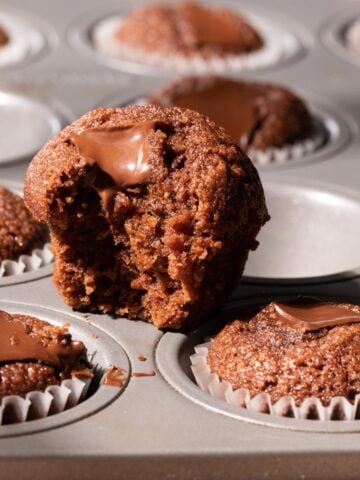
[24,105,269,330]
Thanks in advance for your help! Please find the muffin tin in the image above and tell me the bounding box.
[1,0,360,478]
[0,5,57,70]
[0,91,71,165]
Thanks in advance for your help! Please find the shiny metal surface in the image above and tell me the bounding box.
[0,91,71,165]
[0,0,360,478]
[244,179,360,280]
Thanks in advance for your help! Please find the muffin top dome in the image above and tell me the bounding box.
[115,1,263,58]
[208,297,360,406]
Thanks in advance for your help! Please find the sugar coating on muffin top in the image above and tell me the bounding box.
[0,310,87,399]
[150,76,314,151]
[208,298,360,406]
[0,26,8,47]
[115,2,263,58]
[0,186,47,262]
[24,105,269,330]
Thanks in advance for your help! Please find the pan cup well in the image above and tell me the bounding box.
[320,8,360,67]
[243,179,360,283]
[156,297,360,433]
[0,301,130,437]
[0,91,71,167]
[0,7,56,70]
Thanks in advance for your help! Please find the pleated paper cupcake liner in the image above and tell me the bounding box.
[247,122,326,165]
[0,242,54,278]
[191,341,360,421]
[0,373,93,424]
[93,14,297,74]
[0,12,45,68]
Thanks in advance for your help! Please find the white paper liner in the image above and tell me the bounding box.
[0,242,54,278]
[345,20,360,54]
[93,13,301,74]
[247,121,327,165]
[191,340,360,421]
[0,374,92,424]
[0,12,45,68]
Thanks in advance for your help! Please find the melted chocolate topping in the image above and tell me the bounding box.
[71,122,156,188]
[180,3,246,47]
[0,310,85,366]
[131,370,156,378]
[167,78,260,145]
[103,365,126,387]
[273,298,360,332]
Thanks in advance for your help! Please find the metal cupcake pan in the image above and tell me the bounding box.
[243,177,360,283]
[0,0,360,478]
[320,5,360,67]
[0,90,73,166]
[0,5,57,71]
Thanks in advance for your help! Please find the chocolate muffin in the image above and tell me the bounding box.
[24,105,269,330]
[150,76,314,152]
[0,310,88,399]
[0,186,47,262]
[0,26,8,47]
[208,298,360,406]
[115,2,263,59]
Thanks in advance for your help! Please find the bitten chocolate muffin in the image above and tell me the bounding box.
[115,2,263,59]
[0,26,8,47]
[0,186,47,262]
[0,310,88,399]
[24,105,269,330]
[208,298,360,406]
[150,76,314,152]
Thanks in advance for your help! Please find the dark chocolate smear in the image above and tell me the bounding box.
[273,298,360,332]
[179,3,247,47]
[103,365,127,387]
[0,310,85,366]
[166,78,260,145]
[71,122,156,188]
